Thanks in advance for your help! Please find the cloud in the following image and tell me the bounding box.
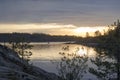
[0,0,120,26]
[0,23,108,37]
[0,23,76,30]
[0,23,77,35]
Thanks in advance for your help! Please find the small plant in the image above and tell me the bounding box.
[57,46,88,80]
[9,35,33,62]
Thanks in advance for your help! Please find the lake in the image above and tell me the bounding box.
[30,42,99,80]
[1,42,116,79]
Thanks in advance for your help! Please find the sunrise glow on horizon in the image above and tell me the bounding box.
[0,0,119,37]
[0,0,120,80]
[0,23,109,37]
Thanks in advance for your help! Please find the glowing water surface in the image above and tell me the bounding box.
[30,42,98,80]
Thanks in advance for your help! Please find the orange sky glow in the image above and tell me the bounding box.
[0,23,110,37]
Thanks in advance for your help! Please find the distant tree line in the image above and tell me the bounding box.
[0,33,81,42]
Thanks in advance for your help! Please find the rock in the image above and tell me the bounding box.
[0,45,60,80]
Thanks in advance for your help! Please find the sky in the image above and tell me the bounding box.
[0,0,120,36]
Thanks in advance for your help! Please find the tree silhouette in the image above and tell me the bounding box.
[57,46,88,80]
[90,20,120,80]
[9,35,33,62]
[94,30,101,37]
[86,32,90,37]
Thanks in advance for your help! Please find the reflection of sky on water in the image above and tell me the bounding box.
[30,42,98,80]
[30,42,117,80]
[31,42,97,60]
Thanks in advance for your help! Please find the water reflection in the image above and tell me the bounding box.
[31,42,97,61]
[30,42,98,80]
[77,47,87,56]
[1,42,118,79]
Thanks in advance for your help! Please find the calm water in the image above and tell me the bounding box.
[30,42,99,80]
[1,42,115,79]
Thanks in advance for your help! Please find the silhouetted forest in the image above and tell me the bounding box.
[0,33,81,42]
